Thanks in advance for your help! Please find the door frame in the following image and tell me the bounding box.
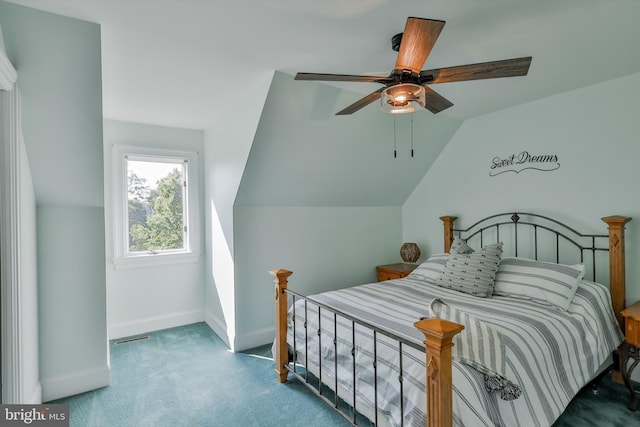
[0,38,20,404]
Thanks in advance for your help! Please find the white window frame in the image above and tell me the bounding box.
[112,145,200,269]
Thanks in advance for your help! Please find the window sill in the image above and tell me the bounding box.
[112,251,201,270]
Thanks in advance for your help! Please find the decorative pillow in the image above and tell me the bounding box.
[437,241,503,297]
[449,237,475,255]
[493,257,585,311]
[406,254,448,282]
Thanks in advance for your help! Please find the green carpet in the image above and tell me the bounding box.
[50,322,640,426]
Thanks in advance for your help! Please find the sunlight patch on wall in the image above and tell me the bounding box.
[210,198,236,349]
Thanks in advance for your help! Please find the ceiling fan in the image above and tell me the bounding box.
[295,17,532,115]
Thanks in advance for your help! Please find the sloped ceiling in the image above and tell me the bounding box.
[235,71,462,206]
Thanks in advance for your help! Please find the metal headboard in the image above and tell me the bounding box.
[444,212,610,283]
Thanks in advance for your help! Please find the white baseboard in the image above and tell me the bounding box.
[204,310,230,348]
[109,309,205,340]
[202,308,275,352]
[203,312,273,352]
[233,326,274,352]
[26,382,42,404]
[41,364,110,402]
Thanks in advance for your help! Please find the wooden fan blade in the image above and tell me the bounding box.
[421,56,532,84]
[295,72,391,83]
[422,85,453,114]
[395,17,445,74]
[336,88,385,115]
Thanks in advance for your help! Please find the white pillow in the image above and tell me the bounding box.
[406,253,448,282]
[493,257,585,311]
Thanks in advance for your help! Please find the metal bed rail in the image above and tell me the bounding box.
[283,287,424,426]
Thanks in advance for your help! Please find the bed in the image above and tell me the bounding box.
[270,213,631,426]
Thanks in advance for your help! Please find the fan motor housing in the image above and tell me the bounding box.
[389,68,421,85]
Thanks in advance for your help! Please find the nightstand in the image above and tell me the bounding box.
[621,300,640,411]
[376,263,417,282]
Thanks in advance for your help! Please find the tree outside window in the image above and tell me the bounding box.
[126,159,186,254]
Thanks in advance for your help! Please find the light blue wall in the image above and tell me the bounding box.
[103,120,206,338]
[0,1,107,401]
[0,2,104,207]
[233,205,402,349]
[404,72,640,303]
[37,206,108,400]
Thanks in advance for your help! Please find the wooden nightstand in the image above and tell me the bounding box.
[376,263,417,282]
[621,300,640,411]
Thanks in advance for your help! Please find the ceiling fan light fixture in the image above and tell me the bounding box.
[381,83,425,114]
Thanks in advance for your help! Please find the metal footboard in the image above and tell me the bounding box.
[271,268,463,427]
[285,288,424,426]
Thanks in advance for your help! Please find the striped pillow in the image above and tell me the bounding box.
[437,241,503,297]
[406,253,448,282]
[493,257,585,311]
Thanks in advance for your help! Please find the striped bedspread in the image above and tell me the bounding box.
[287,276,623,427]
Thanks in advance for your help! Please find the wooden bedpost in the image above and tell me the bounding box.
[270,268,293,383]
[414,318,464,427]
[601,216,632,329]
[602,216,631,384]
[440,216,457,253]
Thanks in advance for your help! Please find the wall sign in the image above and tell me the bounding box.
[490,151,560,176]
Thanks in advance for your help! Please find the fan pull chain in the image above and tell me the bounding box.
[411,115,414,158]
[393,117,397,158]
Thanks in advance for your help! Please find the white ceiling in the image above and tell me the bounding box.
[6,0,640,130]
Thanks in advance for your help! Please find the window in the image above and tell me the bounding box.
[112,145,200,268]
